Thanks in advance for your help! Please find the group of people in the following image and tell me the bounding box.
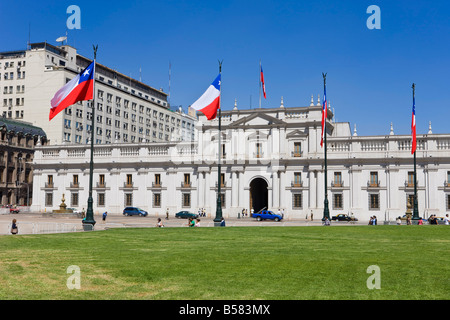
[188,217,201,227]
[368,216,378,225]
[241,208,250,218]
[197,208,207,217]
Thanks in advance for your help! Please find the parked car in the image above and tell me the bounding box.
[331,214,358,221]
[67,208,81,214]
[252,210,283,221]
[5,205,20,214]
[123,207,148,217]
[175,211,198,219]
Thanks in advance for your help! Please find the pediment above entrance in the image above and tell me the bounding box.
[230,112,285,127]
[286,129,308,139]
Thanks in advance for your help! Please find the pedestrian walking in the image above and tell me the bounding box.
[102,211,107,222]
[444,214,449,225]
[166,208,169,220]
[11,219,18,235]
[220,217,226,227]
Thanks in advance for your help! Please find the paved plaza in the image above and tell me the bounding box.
[0,212,368,235]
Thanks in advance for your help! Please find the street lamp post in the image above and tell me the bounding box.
[213,60,223,226]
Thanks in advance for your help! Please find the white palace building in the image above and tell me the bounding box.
[31,97,450,221]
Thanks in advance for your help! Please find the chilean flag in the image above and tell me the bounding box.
[191,74,221,120]
[260,64,266,99]
[49,61,95,120]
[411,95,416,154]
[320,86,327,147]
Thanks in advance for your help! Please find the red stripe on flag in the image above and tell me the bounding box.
[49,80,94,120]
[198,96,220,120]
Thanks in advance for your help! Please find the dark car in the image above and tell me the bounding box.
[331,214,358,221]
[175,211,198,219]
[123,207,148,216]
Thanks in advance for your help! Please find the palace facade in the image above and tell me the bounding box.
[31,100,450,221]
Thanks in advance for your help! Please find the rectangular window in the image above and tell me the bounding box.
[73,174,79,187]
[45,193,53,207]
[334,172,342,187]
[98,193,105,206]
[154,174,161,187]
[125,193,133,206]
[370,172,378,187]
[99,174,105,187]
[369,194,380,210]
[184,174,190,187]
[71,193,79,207]
[182,193,191,207]
[407,172,414,187]
[256,143,262,158]
[293,172,302,186]
[47,175,53,188]
[333,193,343,210]
[447,195,450,211]
[293,193,302,209]
[293,142,302,157]
[154,193,161,207]
[126,174,133,187]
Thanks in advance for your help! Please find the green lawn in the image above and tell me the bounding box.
[0,225,448,300]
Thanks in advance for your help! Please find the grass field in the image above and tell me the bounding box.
[0,225,448,300]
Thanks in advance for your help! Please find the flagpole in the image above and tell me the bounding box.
[322,72,330,221]
[214,60,223,226]
[83,45,98,230]
[259,60,261,109]
[412,83,419,221]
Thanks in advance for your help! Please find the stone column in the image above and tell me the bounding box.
[272,170,279,209]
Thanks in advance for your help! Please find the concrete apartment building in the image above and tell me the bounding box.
[0,42,196,146]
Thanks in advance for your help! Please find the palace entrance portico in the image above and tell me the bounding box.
[249,177,268,213]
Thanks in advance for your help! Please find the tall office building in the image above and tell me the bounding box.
[0,42,196,145]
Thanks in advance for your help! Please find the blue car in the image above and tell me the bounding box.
[123,207,148,217]
[252,210,283,222]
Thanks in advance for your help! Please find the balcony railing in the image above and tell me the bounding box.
[291,151,303,157]
[291,181,303,187]
[331,181,343,187]
[405,181,418,187]
[181,182,191,188]
[123,182,134,188]
[96,182,106,188]
[367,180,380,188]
[70,182,79,188]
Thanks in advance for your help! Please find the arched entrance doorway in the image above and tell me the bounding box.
[249,177,268,213]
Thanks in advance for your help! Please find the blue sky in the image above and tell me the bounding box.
[1,0,450,136]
